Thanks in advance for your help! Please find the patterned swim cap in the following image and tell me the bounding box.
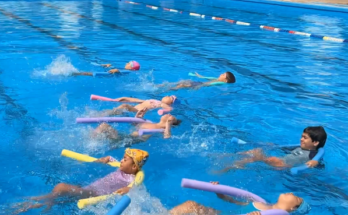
[125,148,148,168]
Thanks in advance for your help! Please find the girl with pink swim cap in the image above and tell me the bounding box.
[72,60,140,76]
[106,60,140,74]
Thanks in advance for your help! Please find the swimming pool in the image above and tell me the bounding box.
[1,0,348,214]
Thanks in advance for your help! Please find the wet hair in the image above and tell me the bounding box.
[225,72,236,83]
[173,119,182,126]
[303,126,327,149]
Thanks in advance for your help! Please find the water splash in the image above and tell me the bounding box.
[168,123,219,157]
[81,186,169,215]
[124,69,158,92]
[33,55,79,77]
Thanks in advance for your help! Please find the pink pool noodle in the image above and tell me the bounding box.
[76,117,152,123]
[138,129,164,136]
[90,95,119,102]
[157,108,172,115]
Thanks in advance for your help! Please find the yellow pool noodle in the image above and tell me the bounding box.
[61,149,145,209]
[61,149,120,167]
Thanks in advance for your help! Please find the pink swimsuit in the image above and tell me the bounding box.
[147,99,162,109]
[84,169,135,195]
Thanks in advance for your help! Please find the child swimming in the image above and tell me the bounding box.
[218,126,327,173]
[72,60,140,76]
[13,148,148,214]
[97,95,177,117]
[93,108,182,142]
[170,181,310,215]
[159,71,236,90]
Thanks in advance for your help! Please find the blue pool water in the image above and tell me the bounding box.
[1,0,348,214]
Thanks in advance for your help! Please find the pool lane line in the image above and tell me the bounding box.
[41,3,311,92]
[96,2,348,64]
[0,7,92,54]
[41,2,348,96]
[122,1,348,43]
[94,2,301,53]
[41,3,172,46]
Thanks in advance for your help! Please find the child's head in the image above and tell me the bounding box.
[125,61,140,71]
[217,72,236,83]
[301,126,327,150]
[119,148,149,174]
[161,95,176,105]
[277,193,310,213]
[160,114,182,126]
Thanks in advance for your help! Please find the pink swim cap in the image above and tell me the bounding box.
[129,61,140,70]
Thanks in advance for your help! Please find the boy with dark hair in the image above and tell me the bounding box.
[219,126,327,173]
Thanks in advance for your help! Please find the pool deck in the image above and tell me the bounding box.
[278,0,348,6]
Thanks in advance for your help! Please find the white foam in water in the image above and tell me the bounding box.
[124,69,158,92]
[169,123,219,157]
[33,55,79,77]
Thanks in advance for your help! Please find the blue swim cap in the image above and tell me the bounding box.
[293,199,311,214]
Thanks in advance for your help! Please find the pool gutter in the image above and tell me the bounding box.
[203,0,348,18]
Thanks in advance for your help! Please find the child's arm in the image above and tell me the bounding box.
[95,156,117,164]
[194,72,216,80]
[108,69,120,74]
[211,182,249,205]
[71,72,93,76]
[158,103,173,115]
[115,186,131,195]
[101,64,112,68]
[306,160,319,167]
[117,97,145,103]
[164,117,174,139]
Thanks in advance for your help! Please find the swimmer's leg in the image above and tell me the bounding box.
[93,123,119,140]
[98,104,138,117]
[171,82,193,90]
[215,149,266,174]
[15,183,94,214]
[170,201,219,215]
[130,131,151,143]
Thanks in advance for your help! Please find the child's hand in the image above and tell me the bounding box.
[166,115,175,125]
[135,108,148,118]
[101,64,112,68]
[210,181,219,185]
[247,212,261,215]
[95,156,111,164]
[108,69,120,74]
[306,160,319,168]
[115,187,130,195]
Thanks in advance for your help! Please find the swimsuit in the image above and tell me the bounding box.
[84,169,135,196]
[221,203,259,215]
[282,147,318,166]
[147,99,162,109]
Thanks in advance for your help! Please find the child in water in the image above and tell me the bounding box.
[13,148,148,214]
[97,95,177,116]
[72,61,140,76]
[170,182,311,215]
[218,126,327,173]
[93,108,182,141]
[159,71,236,90]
